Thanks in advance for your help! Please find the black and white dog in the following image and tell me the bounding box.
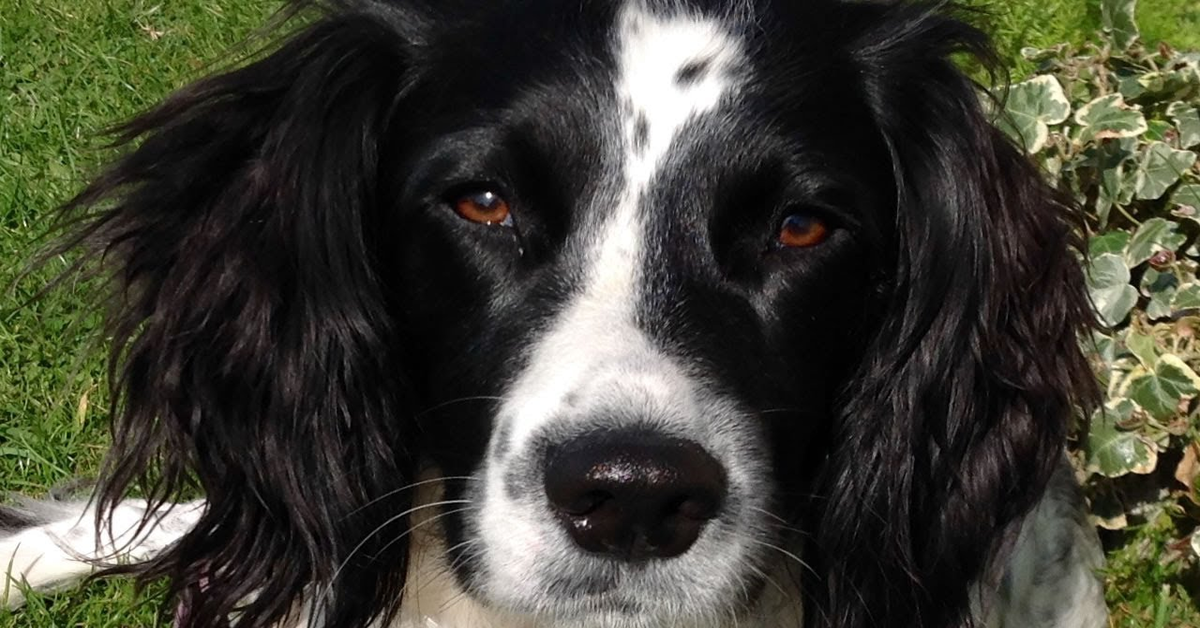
[2,0,1107,626]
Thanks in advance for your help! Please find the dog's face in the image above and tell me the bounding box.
[390,3,888,621]
[67,1,1097,627]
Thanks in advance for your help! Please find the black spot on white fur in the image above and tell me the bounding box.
[675,58,710,85]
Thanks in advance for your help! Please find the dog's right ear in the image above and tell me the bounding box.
[55,5,421,627]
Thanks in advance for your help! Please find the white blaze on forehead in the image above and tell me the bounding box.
[500,3,743,448]
[617,3,744,189]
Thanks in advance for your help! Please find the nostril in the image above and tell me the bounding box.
[543,430,727,561]
[675,494,720,521]
[559,490,612,517]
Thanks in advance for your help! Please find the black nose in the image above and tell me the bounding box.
[543,431,726,561]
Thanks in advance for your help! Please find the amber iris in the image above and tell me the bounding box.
[778,213,829,248]
[454,190,511,225]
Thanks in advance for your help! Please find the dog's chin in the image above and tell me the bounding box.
[463,559,769,628]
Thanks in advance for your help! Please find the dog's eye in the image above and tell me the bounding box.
[778,212,829,248]
[453,189,513,226]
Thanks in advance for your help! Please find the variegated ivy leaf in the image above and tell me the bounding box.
[1145,120,1174,143]
[1087,253,1138,327]
[1174,184,1200,212]
[1075,94,1148,144]
[1092,138,1139,226]
[1089,231,1131,257]
[1101,0,1139,50]
[1091,331,1118,368]
[1086,398,1157,478]
[1172,283,1200,311]
[1125,355,1200,421]
[1125,331,1158,369]
[1141,269,1179,320]
[1135,143,1197,200]
[998,76,1071,153]
[1137,67,1200,101]
[1168,102,1200,148]
[1125,217,1186,267]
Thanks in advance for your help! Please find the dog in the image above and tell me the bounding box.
[1,0,1108,626]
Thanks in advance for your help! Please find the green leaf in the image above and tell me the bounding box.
[1090,139,1139,225]
[1075,94,1148,144]
[997,76,1071,153]
[1089,231,1131,257]
[1118,74,1146,101]
[1136,67,1200,101]
[1145,119,1174,143]
[1086,398,1157,478]
[1173,183,1200,211]
[1125,217,1186,267]
[1135,143,1197,200]
[1172,283,1200,310]
[1101,0,1139,50]
[1088,252,1139,327]
[1126,355,1200,421]
[1142,269,1179,320]
[1168,102,1200,148]
[1125,331,1158,368]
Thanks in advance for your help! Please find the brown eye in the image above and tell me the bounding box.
[453,189,512,226]
[778,213,829,248]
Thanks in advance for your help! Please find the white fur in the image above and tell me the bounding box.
[1,498,203,608]
[468,4,768,622]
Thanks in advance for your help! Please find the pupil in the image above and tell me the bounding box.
[785,215,812,232]
[473,191,497,209]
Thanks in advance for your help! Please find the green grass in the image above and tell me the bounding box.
[1,0,1199,626]
[966,0,1200,78]
[0,1,279,624]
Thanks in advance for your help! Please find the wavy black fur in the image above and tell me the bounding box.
[44,1,1098,627]
[54,3,419,627]
[807,4,1099,628]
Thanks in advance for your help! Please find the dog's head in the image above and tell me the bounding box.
[62,1,1097,627]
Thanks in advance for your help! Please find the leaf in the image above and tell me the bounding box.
[998,76,1071,153]
[1101,0,1139,50]
[1126,355,1200,421]
[1175,442,1199,502]
[1192,528,1200,558]
[1088,253,1139,327]
[1168,102,1200,148]
[1091,139,1139,225]
[1089,231,1130,257]
[1142,269,1178,320]
[1075,94,1148,145]
[1086,399,1158,478]
[1135,142,1197,200]
[1172,283,1200,310]
[1145,119,1174,143]
[1173,184,1200,211]
[1125,217,1186,267]
[1125,331,1158,368]
[1136,67,1200,101]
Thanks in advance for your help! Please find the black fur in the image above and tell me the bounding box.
[39,1,1097,627]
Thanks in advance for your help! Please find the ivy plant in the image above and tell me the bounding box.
[993,0,1200,556]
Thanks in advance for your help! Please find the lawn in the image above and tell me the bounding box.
[2,0,1199,626]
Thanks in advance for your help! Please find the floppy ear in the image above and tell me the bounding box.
[810,4,1098,628]
[57,6,418,628]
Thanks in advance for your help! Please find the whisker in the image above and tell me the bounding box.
[344,475,479,518]
[368,506,477,560]
[317,499,472,614]
[413,395,508,421]
[753,539,818,580]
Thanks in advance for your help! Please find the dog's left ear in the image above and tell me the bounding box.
[811,4,1099,627]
